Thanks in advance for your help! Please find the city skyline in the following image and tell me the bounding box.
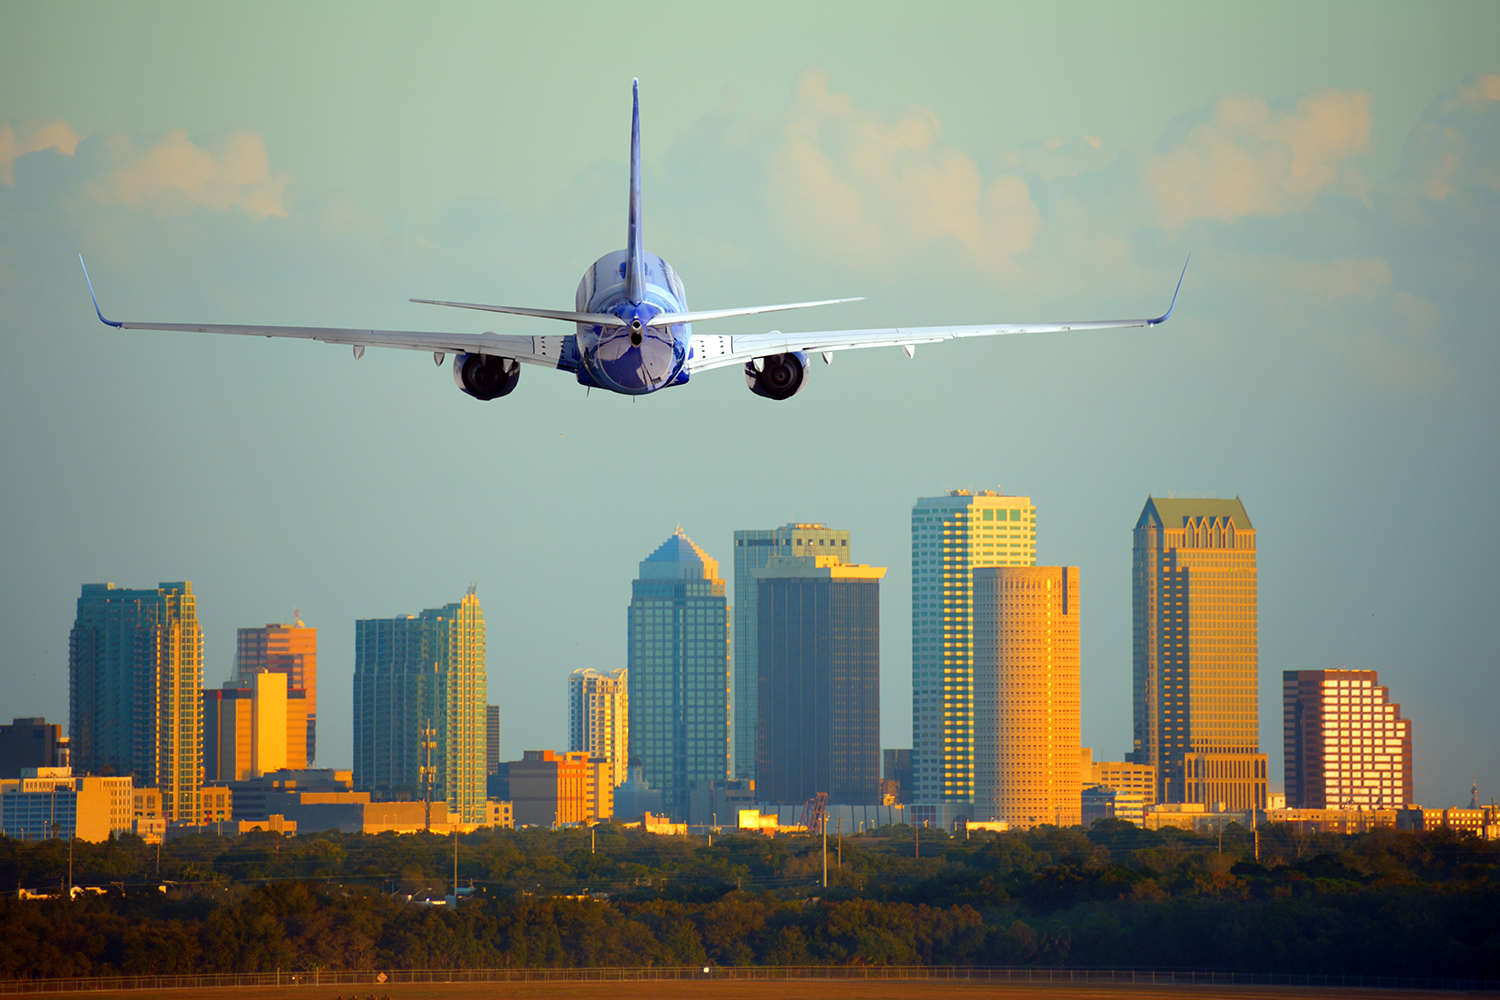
[3,6,1496,806]
[31,483,1486,809]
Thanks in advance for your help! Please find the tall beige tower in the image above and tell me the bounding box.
[568,668,629,787]
[974,566,1081,828]
[911,491,1036,826]
[1132,497,1266,809]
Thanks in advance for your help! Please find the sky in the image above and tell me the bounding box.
[2,2,1496,807]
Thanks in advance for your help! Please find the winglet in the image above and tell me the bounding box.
[624,78,645,304]
[79,255,123,328]
[1147,254,1190,326]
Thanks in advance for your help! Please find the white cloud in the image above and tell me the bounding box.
[88,128,291,219]
[765,68,1039,273]
[1148,90,1373,229]
[0,119,82,186]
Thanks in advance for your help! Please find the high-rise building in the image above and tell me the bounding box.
[205,674,308,781]
[68,582,202,823]
[974,566,1081,828]
[352,588,487,824]
[0,718,67,778]
[911,491,1036,819]
[568,668,629,788]
[628,529,730,820]
[733,524,851,781]
[235,618,317,764]
[1132,497,1266,810]
[1284,669,1413,809]
[754,555,884,805]
[883,749,912,804]
[486,704,501,776]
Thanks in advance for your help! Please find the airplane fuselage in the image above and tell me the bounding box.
[574,249,690,395]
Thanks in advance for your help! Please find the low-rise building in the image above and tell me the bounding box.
[1397,805,1500,838]
[1082,784,1146,826]
[0,769,134,842]
[485,799,513,830]
[1266,807,1398,834]
[689,778,756,828]
[510,751,612,827]
[1082,748,1157,808]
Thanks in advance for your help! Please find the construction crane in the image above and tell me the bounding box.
[799,792,828,835]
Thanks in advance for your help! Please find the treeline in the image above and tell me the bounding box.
[0,823,1494,980]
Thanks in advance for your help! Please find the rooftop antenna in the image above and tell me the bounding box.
[293,607,303,627]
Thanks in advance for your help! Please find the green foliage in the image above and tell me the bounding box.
[0,824,1494,980]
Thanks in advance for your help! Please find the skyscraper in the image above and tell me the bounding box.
[628,529,730,819]
[486,704,501,776]
[568,668,629,788]
[352,587,487,824]
[68,582,202,823]
[911,491,1036,821]
[1284,669,1413,809]
[1132,497,1266,809]
[974,566,1081,828]
[754,555,884,805]
[732,523,851,781]
[235,618,317,764]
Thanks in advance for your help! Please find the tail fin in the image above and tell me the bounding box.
[625,78,645,303]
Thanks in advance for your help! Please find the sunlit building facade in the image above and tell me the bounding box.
[732,523,851,781]
[974,566,1081,828]
[352,588,487,823]
[1131,497,1266,809]
[911,491,1036,816]
[68,582,202,823]
[235,618,317,764]
[628,529,730,820]
[1284,669,1414,809]
[568,668,629,788]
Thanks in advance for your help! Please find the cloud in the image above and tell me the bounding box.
[88,128,291,218]
[766,68,1039,273]
[0,119,82,186]
[1148,90,1373,229]
[1392,73,1500,204]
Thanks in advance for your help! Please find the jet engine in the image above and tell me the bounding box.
[453,352,520,400]
[744,351,809,400]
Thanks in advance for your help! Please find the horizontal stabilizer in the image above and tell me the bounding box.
[653,297,861,327]
[410,298,625,326]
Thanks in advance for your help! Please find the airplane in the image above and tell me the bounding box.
[82,80,1187,402]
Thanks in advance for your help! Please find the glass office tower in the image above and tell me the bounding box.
[911,491,1036,823]
[352,587,487,823]
[628,529,730,819]
[754,555,885,805]
[1132,497,1266,809]
[68,582,203,823]
[732,523,851,781]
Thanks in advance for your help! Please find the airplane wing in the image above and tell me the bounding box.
[688,258,1189,374]
[80,258,575,371]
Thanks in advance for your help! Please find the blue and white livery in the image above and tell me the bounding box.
[82,81,1187,402]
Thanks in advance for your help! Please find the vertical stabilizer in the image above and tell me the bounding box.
[625,79,645,303]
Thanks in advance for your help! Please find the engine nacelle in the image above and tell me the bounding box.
[744,351,809,400]
[453,352,520,400]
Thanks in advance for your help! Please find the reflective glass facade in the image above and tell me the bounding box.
[68,582,202,823]
[628,530,730,820]
[352,589,486,823]
[754,557,884,805]
[1132,497,1265,808]
[911,492,1036,810]
[732,523,851,781]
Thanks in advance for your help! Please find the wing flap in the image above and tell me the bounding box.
[111,321,573,370]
